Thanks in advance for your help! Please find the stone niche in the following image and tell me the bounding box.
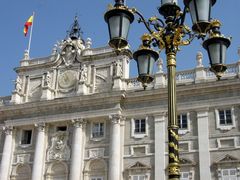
[95,66,112,93]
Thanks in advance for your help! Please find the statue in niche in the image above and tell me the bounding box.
[113,60,123,77]
[44,72,51,87]
[80,64,87,83]
[15,76,22,93]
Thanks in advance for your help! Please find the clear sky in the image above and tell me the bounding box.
[0,0,239,96]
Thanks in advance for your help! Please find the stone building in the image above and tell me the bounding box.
[0,19,240,180]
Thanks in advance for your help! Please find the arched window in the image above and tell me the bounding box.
[84,159,107,180]
[46,162,68,180]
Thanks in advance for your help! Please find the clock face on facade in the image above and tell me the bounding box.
[58,70,77,89]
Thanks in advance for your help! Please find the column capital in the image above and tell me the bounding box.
[34,123,46,132]
[197,109,209,118]
[2,126,13,135]
[153,112,167,121]
[71,118,86,128]
[109,114,124,124]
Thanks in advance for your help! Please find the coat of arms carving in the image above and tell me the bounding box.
[47,131,70,161]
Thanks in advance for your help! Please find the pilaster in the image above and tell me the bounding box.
[154,114,167,180]
[108,114,122,180]
[197,110,211,180]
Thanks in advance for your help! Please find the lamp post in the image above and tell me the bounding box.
[104,0,231,179]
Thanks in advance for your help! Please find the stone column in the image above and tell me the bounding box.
[69,118,85,180]
[154,114,166,180]
[108,114,122,180]
[31,123,46,180]
[197,110,211,180]
[0,126,13,180]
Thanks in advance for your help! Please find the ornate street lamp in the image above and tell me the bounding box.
[133,34,159,88]
[203,20,231,79]
[184,0,216,34]
[104,0,231,179]
[104,0,134,49]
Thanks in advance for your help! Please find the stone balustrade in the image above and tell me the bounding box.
[126,62,240,90]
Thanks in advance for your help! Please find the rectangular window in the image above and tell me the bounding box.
[92,122,104,138]
[178,114,188,129]
[180,172,190,180]
[222,169,237,180]
[132,175,145,180]
[56,126,67,131]
[21,130,32,145]
[219,109,232,125]
[134,119,146,133]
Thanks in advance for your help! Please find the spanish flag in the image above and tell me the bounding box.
[24,15,34,36]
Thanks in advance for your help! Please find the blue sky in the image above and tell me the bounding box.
[0,0,239,96]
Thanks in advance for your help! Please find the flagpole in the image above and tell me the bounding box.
[27,12,35,56]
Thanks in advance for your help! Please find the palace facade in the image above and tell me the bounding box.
[0,20,240,180]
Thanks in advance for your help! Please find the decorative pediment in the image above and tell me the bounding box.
[127,161,151,170]
[214,154,240,164]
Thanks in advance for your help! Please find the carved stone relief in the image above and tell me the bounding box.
[89,148,105,159]
[15,154,31,164]
[47,131,70,161]
[59,38,84,67]
[95,66,112,93]
[28,78,42,101]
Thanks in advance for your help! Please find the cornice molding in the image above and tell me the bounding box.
[0,91,126,121]
[3,107,122,127]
